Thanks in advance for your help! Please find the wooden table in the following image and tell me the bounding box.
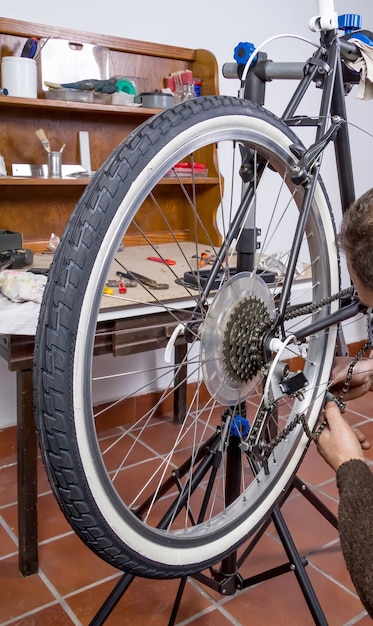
[1,243,301,576]
[0,243,207,575]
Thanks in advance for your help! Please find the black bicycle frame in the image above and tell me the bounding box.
[239,28,359,336]
[196,29,361,341]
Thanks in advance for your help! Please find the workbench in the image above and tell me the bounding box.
[0,15,223,576]
[0,243,218,575]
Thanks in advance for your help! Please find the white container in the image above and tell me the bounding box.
[1,56,37,98]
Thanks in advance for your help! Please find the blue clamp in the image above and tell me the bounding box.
[338,14,362,34]
[230,415,250,438]
[234,42,257,66]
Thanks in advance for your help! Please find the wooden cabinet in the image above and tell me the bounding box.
[0,18,220,252]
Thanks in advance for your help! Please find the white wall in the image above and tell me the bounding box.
[1,1,373,426]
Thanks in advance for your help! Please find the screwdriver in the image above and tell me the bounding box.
[21,37,38,59]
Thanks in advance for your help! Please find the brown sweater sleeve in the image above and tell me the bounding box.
[336,459,373,618]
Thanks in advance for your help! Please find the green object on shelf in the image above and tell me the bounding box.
[116,78,137,94]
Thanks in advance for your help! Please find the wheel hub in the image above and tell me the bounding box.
[200,272,275,405]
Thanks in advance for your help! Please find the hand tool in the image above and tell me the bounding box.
[106,279,119,287]
[198,252,213,267]
[115,271,137,287]
[120,270,169,290]
[119,279,127,294]
[21,37,38,59]
[147,256,176,265]
[27,267,49,276]
[0,248,33,270]
[35,128,51,152]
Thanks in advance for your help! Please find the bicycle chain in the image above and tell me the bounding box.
[245,285,372,459]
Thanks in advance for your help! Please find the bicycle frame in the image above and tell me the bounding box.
[223,12,367,339]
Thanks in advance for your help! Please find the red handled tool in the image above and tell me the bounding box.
[147,256,176,266]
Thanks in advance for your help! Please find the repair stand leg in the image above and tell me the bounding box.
[170,476,332,626]
[292,475,337,528]
[89,572,135,626]
[168,577,188,626]
[270,506,328,626]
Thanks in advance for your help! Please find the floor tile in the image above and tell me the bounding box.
[308,541,358,594]
[7,604,76,625]
[0,425,16,466]
[181,610,234,625]
[307,565,367,625]
[271,490,339,555]
[0,519,17,557]
[1,390,373,625]
[0,554,55,623]
[297,443,336,486]
[38,533,118,597]
[221,565,364,626]
[354,613,373,624]
[1,491,72,543]
[0,462,17,507]
[66,575,212,626]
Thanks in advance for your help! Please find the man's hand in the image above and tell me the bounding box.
[330,355,373,400]
[316,402,370,472]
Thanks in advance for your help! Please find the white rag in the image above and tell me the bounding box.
[346,36,373,99]
[0,270,46,303]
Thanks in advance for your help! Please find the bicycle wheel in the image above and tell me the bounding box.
[34,95,340,579]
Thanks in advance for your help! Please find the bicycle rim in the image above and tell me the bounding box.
[34,96,339,578]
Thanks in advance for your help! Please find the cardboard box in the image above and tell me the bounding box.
[0,230,23,253]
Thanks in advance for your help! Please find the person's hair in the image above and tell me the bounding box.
[338,187,373,290]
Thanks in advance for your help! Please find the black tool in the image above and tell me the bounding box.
[128,270,169,290]
[27,267,49,276]
[116,269,169,289]
[0,248,34,270]
[115,271,137,288]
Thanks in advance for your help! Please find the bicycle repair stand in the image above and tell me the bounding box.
[170,476,337,626]
[88,438,337,626]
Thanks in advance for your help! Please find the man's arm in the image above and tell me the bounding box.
[316,403,373,617]
[337,459,373,618]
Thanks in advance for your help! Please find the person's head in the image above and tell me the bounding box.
[338,188,373,307]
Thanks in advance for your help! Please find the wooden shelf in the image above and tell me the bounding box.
[0,176,91,186]
[0,176,219,186]
[0,17,220,250]
[0,94,160,117]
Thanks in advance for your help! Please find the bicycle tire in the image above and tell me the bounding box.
[34,95,340,579]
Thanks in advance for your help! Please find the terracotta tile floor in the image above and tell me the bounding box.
[1,395,372,626]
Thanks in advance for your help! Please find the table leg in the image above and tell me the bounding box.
[16,368,38,576]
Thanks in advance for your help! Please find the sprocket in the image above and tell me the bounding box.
[200,271,275,405]
[223,297,272,383]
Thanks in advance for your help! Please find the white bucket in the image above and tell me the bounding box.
[1,56,37,98]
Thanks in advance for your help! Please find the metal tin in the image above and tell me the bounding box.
[134,91,174,108]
